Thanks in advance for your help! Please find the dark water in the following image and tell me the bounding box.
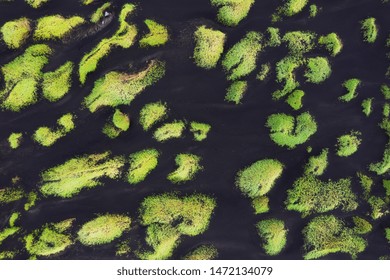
[0,0,390,259]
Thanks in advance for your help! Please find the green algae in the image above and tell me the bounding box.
[251,196,270,214]
[139,19,169,48]
[190,122,211,141]
[256,219,287,256]
[211,0,255,27]
[225,81,248,104]
[361,17,378,43]
[304,149,328,176]
[25,0,49,8]
[42,61,73,102]
[103,109,130,139]
[318,33,343,56]
[154,120,185,142]
[34,15,85,41]
[362,98,373,117]
[183,245,218,260]
[286,89,304,110]
[139,102,168,131]
[0,187,24,204]
[167,154,203,184]
[1,17,31,49]
[8,132,23,149]
[90,2,112,23]
[256,63,271,81]
[335,131,361,157]
[127,149,159,184]
[304,57,331,84]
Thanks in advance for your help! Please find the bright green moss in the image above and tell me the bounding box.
[386,228,390,242]
[167,154,203,184]
[256,63,271,81]
[84,60,165,112]
[116,241,131,256]
[139,19,169,48]
[339,78,361,102]
[236,159,283,198]
[211,0,255,27]
[127,149,159,184]
[154,120,185,142]
[352,217,372,235]
[361,17,378,43]
[1,17,31,49]
[139,102,168,131]
[42,62,73,102]
[384,179,390,196]
[318,33,343,56]
[8,132,23,149]
[251,196,270,214]
[381,84,390,100]
[0,187,24,204]
[90,2,112,23]
[79,4,137,84]
[34,15,85,40]
[78,214,131,246]
[58,113,75,132]
[266,112,317,149]
[183,245,218,260]
[53,219,75,233]
[33,114,75,146]
[82,0,95,4]
[383,103,390,118]
[272,56,303,100]
[304,57,331,84]
[286,175,357,216]
[266,27,281,47]
[370,145,390,175]
[190,122,211,141]
[106,109,130,136]
[24,191,38,211]
[256,219,287,256]
[309,4,318,17]
[281,0,309,17]
[335,131,361,157]
[282,31,316,56]
[367,196,388,219]
[362,98,373,117]
[304,149,328,176]
[0,251,16,260]
[40,152,125,198]
[222,31,263,81]
[9,212,20,227]
[357,172,373,196]
[0,227,20,245]
[225,81,247,104]
[303,215,367,259]
[193,25,226,69]
[286,89,304,110]
[25,0,49,8]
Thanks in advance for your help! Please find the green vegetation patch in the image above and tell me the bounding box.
[303,215,367,259]
[8,132,23,149]
[335,131,361,157]
[286,89,304,110]
[190,122,211,141]
[25,0,49,8]
[42,61,73,102]
[266,112,317,149]
[127,149,159,184]
[352,217,372,235]
[370,145,390,175]
[304,57,331,84]
[167,154,203,184]
[139,19,169,48]
[24,191,38,211]
[386,228,390,242]
[225,81,248,104]
[280,0,309,17]
[309,4,318,18]
[357,172,373,196]
[0,227,20,246]
[362,98,373,117]
[282,31,316,56]
[273,56,303,99]
[318,33,343,56]
[193,25,226,69]
[103,109,130,138]
[381,84,390,100]
[34,15,85,40]
[0,187,24,204]
[154,120,185,142]
[183,245,218,260]
[90,2,112,23]
[256,63,271,81]
[251,196,270,214]
[256,219,287,256]
[1,17,31,49]
[367,196,388,219]
[339,79,361,102]
[210,0,255,27]
[304,149,328,176]
[84,60,165,112]
[384,179,390,196]
[361,17,378,43]
[266,27,281,47]
[139,102,168,131]
[236,159,284,198]
[383,103,390,118]
[39,151,125,198]
[78,214,131,246]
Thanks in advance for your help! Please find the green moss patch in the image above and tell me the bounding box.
[335,131,361,157]
[190,122,211,141]
[34,15,85,41]
[127,149,159,184]
[139,102,168,131]
[42,61,73,102]
[167,154,203,184]
[251,196,270,214]
[211,0,255,27]
[318,33,343,56]
[225,80,248,104]
[8,132,23,149]
[339,78,361,102]
[304,57,332,84]
[286,89,304,110]
[280,0,308,17]
[1,17,31,49]
[384,179,390,196]
[0,227,20,246]
[0,187,24,204]
[273,56,303,99]
[352,217,372,235]
[103,109,130,139]
[24,191,38,211]
[362,98,373,117]
[256,63,271,81]
[282,31,316,56]
[304,149,328,176]
[139,19,169,48]
[90,2,112,23]
[357,172,373,196]
[25,0,49,8]
[367,196,388,219]
[256,219,287,256]
[309,4,318,18]
[183,245,218,260]
[266,27,281,47]
[154,120,185,142]
[381,84,390,100]
[361,17,378,43]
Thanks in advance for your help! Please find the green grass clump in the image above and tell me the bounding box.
[386,228,390,242]
[225,81,247,104]
[25,0,49,8]
[370,145,390,175]
[167,154,202,184]
[0,187,24,204]
[383,103,390,118]
[0,44,51,112]
[211,0,255,27]
[383,179,390,196]
[339,78,361,102]
[40,152,125,198]
[256,63,271,81]
[154,120,185,142]
[266,112,317,149]
[309,4,318,17]
[286,175,357,216]
[139,102,168,131]
[256,219,287,256]
[42,61,73,102]
[381,84,390,100]
[367,196,388,219]
[236,159,283,198]
[286,89,304,110]
[78,214,131,246]
[90,2,112,23]
[362,98,373,117]
[34,15,85,40]
[281,0,308,17]
[304,149,328,176]
[0,227,20,246]
[190,122,211,141]
[361,17,378,43]
[139,19,169,48]
[318,33,343,56]
[304,57,331,84]
[273,56,303,99]
[357,172,373,196]
[103,109,130,138]
[352,217,372,235]
[303,215,367,259]
[79,4,137,84]
[8,132,23,149]
[183,245,218,260]
[222,31,262,81]
[335,131,361,157]
[193,26,226,69]
[82,0,95,5]
[24,191,38,211]
[282,31,316,56]
[251,196,270,214]
[9,212,20,227]
[0,251,16,260]
[127,149,159,184]
[84,60,165,112]
[1,18,31,49]
[266,27,281,47]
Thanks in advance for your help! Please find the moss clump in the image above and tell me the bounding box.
[1,17,31,49]
[386,228,390,242]
[84,60,165,112]
[40,152,125,198]
[304,149,328,176]
[339,78,361,102]
[90,2,112,23]
[286,89,304,110]
[304,57,331,84]
[0,187,24,204]
[24,191,38,211]
[280,0,308,17]
[8,132,23,149]
[167,154,203,184]
[82,0,95,5]
[381,84,390,100]
[116,241,131,256]
[225,81,248,104]
[286,175,357,216]
[282,31,316,56]
[0,251,16,260]
[103,109,130,139]
[154,120,185,142]
[335,131,361,157]
[383,179,390,196]
[190,122,211,141]
[256,219,287,256]
[272,56,303,99]
[222,31,262,81]
[251,196,270,214]
[352,217,372,235]
[236,159,284,198]
[193,25,226,69]
[34,15,85,41]
[211,0,255,27]
[127,149,159,184]
[183,245,218,260]
[370,145,390,175]
[139,102,168,131]
[42,61,73,102]
[0,227,20,245]
[357,172,373,196]
[78,214,131,246]
[266,27,281,47]
[361,17,378,43]
[9,212,20,227]
[309,4,318,17]
[0,44,51,112]
[139,19,169,48]
[266,112,317,149]
[256,63,271,81]
[318,33,343,56]
[383,103,390,118]
[362,98,373,117]
[79,4,137,84]
[367,196,388,219]
[303,215,367,259]
[25,0,49,8]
